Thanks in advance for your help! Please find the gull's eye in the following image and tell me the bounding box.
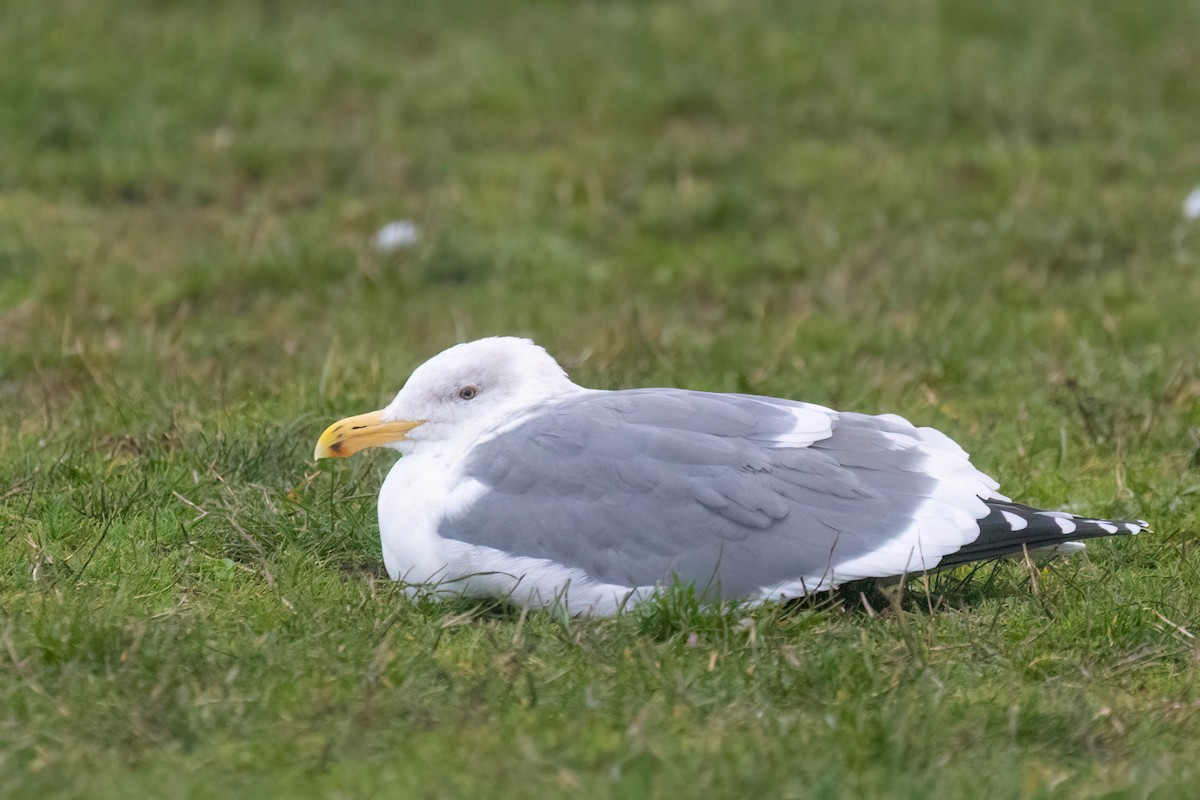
[457,385,480,401]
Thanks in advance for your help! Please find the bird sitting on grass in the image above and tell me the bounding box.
[315,337,1147,615]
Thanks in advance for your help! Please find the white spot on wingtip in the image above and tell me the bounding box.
[1036,510,1078,534]
[1124,522,1142,533]
[1096,522,1119,534]
[1000,510,1027,531]
[1051,516,1077,534]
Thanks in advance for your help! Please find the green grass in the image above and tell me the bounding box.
[2,0,1200,796]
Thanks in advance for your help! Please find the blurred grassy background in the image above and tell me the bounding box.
[2,0,1199,797]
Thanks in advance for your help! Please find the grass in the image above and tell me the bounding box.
[2,0,1200,796]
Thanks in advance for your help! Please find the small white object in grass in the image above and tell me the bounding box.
[372,220,421,251]
[1184,187,1200,220]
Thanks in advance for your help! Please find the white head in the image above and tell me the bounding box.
[314,337,579,459]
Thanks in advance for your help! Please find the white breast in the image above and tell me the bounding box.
[378,449,487,588]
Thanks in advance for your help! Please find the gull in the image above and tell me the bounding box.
[314,337,1147,615]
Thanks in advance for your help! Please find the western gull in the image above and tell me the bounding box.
[314,337,1147,615]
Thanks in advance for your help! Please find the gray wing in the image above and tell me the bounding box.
[439,389,1000,598]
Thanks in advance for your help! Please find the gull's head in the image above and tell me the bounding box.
[314,337,578,459]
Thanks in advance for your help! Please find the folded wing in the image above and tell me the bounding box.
[438,389,1019,598]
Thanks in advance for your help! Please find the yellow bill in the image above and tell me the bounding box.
[314,410,424,459]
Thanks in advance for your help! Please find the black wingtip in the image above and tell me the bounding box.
[938,500,1147,567]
